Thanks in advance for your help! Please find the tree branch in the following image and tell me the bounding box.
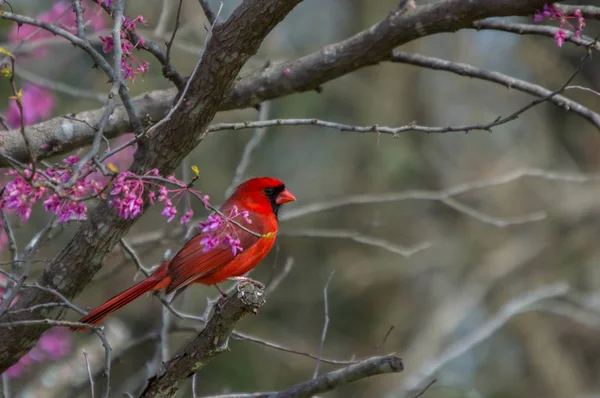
[270,354,403,398]
[0,0,553,166]
[139,282,266,398]
[0,0,302,373]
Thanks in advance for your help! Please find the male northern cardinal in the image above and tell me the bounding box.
[72,177,295,331]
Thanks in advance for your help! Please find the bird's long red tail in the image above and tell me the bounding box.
[72,274,166,331]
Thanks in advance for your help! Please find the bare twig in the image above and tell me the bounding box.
[0,210,19,316]
[412,379,437,398]
[281,229,431,258]
[313,271,335,379]
[557,5,600,20]
[566,85,600,97]
[119,239,151,277]
[270,355,403,398]
[225,101,271,198]
[473,19,600,51]
[23,283,87,315]
[231,330,357,365]
[199,0,217,25]
[82,350,95,398]
[7,57,36,176]
[280,168,600,223]
[165,0,184,69]
[390,50,600,130]
[71,0,87,40]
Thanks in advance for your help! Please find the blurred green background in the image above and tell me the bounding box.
[2,0,600,397]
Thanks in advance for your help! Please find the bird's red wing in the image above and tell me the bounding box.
[165,212,268,293]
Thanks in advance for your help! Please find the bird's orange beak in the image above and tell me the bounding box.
[275,188,296,205]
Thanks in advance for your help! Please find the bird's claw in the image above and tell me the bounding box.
[227,276,265,289]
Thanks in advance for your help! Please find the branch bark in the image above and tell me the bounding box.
[0,0,551,375]
[0,0,552,167]
[139,282,266,398]
[0,0,302,373]
[269,354,403,398]
[200,355,403,398]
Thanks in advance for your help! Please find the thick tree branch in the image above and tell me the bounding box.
[0,0,302,373]
[201,355,403,398]
[473,19,599,50]
[0,0,557,376]
[389,50,600,129]
[139,282,266,398]
[558,5,600,20]
[269,354,403,398]
[0,0,553,166]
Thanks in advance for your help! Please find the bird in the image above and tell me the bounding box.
[72,177,295,331]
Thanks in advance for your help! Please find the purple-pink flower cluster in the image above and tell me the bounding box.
[99,15,149,81]
[533,4,585,47]
[198,205,252,255]
[1,83,57,251]
[1,155,249,256]
[0,156,104,224]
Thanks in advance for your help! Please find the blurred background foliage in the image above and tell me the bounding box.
[2,0,600,397]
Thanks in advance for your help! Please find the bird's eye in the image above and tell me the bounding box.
[264,187,275,195]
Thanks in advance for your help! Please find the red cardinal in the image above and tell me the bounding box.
[73,177,295,331]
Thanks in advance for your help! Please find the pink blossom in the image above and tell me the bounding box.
[533,4,586,47]
[554,29,567,47]
[242,210,252,224]
[223,234,243,255]
[5,85,55,128]
[100,14,149,82]
[1,171,45,222]
[161,199,177,222]
[99,35,114,53]
[180,209,194,224]
[1,156,244,256]
[198,214,224,232]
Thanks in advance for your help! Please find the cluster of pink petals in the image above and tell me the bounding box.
[1,168,45,222]
[1,84,57,250]
[99,15,149,81]
[9,1,105,57]
[108,170,207,226]
[533,4,585,47]
[0,157,102,224]
[198,205,251,255]
[108,169,160,219]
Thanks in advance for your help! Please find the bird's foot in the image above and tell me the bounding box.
[214,284,227,298]
[227,276,265,289]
